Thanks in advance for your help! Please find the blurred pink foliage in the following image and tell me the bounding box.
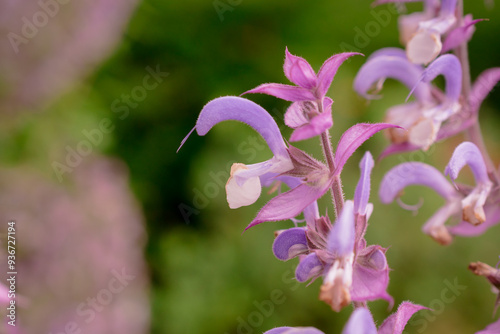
[0,156,149,333]
[0,0,139,112]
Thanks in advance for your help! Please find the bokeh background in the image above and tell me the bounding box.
[0,0,499,333]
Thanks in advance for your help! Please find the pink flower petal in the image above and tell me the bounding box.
[284,47,318,89]
[195,96,289,159]
[378,301,428,334]
[334,123,401,176]
[245,182,330,230]
[243,83,316,102]
[316,52,362,97]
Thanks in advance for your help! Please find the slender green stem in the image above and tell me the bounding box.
[454,0,500,184]
[319,131,345,217]
[318,99,345,216]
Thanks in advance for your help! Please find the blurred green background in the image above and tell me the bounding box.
[3,0,500,333]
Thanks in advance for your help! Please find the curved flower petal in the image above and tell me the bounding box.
[334,123,402,176]
[327,201,355,256]
[196,96,290,159]
[316,52,362,97]
[354,151,375,216]
[264,327,325,334]
[378,301,428,334]
[273,227,309,261]
[445,142,492,225]
[379,162,457,203]
[243,83,316,102]
[296,253,324,282]
[354,55,432,103]
[420,54,462,103]
[341,308,377,334]
[445,142,489,184]
[284,48,318,89]
[470,68,500,115]
[245,182,330,230]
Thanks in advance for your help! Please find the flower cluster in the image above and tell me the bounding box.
[182,0,500,332]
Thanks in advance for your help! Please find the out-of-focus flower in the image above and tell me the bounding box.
[243,48,360,141]
[263,302,427,334]
[0,156,149,333]
[380,142,497,245]
[374,0,458,64]
[0,0,139,111]
[354,50,462,152]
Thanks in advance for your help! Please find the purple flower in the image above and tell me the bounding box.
[354,51,462,152]
[379,142,496,244]
[180,96,294,209]
[272,153,392,311]
[263,302,427,334]
[243,48,361,141]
